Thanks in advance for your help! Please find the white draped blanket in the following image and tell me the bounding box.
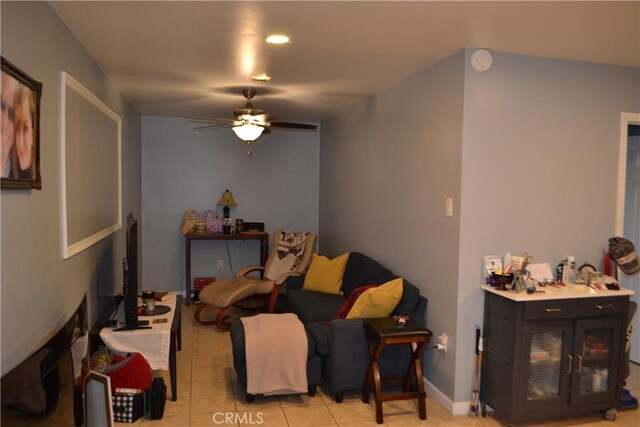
[100,294,176,370]
[241,313,308,396]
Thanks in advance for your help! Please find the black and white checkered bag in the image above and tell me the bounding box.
[112,389,145,423]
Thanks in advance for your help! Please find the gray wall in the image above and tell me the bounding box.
[319,48,640,406]
[0,2,141,375]
[456,50,640,401]
[141,117,319,291]
[320,51,466,398]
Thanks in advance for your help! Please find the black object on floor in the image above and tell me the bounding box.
[620,387,638,410]
[147,377,167,419]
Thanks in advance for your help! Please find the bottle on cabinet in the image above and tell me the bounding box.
[600,368,609,391]
[562,256,576,284]
[592,367,602,392]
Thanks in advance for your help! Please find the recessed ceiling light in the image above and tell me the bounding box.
[265,34,290,44]
[251,74,272,82]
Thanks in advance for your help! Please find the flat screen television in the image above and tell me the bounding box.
[0,295,88,424]
[114,213,150,331]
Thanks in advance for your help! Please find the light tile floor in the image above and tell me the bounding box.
[127,302,640,427]
[3,300,637,427]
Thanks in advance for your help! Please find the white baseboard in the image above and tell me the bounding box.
[424,377,470,416]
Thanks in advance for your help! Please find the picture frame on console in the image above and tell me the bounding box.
[1,57,42,190]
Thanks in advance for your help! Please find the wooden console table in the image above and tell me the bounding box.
[184,232,269,306]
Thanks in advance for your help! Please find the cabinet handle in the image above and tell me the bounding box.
[596,304,614,310]
[545,308,563,312]
[566,355,573,374]
[576,355,583,373]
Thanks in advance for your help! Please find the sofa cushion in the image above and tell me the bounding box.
[346,278,403,319]
[287,289,346,323]
[284,275,305,292]
[305,321,330,356]
[335,285,377,319]
[341,252,396,296]
[392,278,422,316]
[303,253,350,295]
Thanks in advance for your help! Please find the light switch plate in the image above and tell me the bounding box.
[446,197,453,217]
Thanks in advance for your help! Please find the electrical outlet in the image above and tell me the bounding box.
[437,333,448,352]
[217,259,224,270]
[445,197,453,217]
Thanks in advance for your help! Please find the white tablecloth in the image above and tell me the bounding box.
[99,294,176,370]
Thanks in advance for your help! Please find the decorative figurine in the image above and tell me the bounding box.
[194,221,206,234]
[182,209,199,234]
[203,210,219,233]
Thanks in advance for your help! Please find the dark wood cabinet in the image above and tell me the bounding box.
[480,287,630,426]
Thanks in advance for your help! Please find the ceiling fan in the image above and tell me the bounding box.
[187,88,317,155]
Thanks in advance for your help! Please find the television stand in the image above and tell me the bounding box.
[90,295,182,401]
[113,320,151,331]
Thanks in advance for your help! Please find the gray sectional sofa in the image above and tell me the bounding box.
[278,252,428,402]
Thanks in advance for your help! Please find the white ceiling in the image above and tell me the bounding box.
[49,1,640,123]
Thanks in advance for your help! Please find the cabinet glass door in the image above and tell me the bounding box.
[571,317,621,405]
[519,322,572,414]
[527,331,564,400]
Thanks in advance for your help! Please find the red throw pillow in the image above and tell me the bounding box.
[103,352,153,391]
[335,285,378,319]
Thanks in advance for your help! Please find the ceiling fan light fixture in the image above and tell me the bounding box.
[265,34,290,44]
[232,123,264,142]
[251,73,271,82]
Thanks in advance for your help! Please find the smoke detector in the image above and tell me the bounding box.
[470,49,493,72]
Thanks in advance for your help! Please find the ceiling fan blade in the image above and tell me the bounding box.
[270,121,318,130]
[193,123,230,130]
[252,113,279,123]
[186,116,235,124]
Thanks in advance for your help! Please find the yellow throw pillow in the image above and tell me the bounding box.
[346,277,404,319]
[302,253,350,295]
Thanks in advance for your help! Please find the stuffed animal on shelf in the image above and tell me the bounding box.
[203,210,222,233]
[181,209,199,234]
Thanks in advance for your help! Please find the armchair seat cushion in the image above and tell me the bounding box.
[240,275,277,295]
[199,279,259,308]
[286,290,345,324]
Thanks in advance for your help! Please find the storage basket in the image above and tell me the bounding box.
[112,389,145,423]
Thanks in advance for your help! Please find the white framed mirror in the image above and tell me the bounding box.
[60,72,121,259]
